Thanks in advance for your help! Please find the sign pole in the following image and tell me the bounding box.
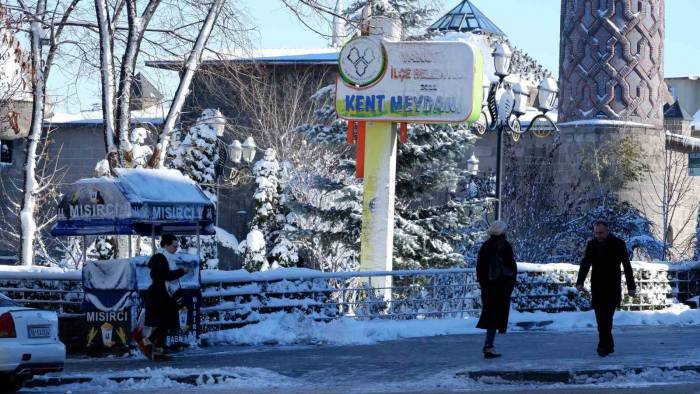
[360,121,397,295]
[335,10,482,301]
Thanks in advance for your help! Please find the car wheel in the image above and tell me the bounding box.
[0,374,27,393]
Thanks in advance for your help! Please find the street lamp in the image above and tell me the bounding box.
[478,42,559,220]
[537,77,559,113]
[493,43,512,80]
[228,140,243,163]
[209,110,227,137]
[241,136,257,164]
[225,136,257,186]
[467,153,480,176]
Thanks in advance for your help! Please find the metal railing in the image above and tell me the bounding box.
[1,262,698,330]
[198,263,700,329]
[0,270,82,317]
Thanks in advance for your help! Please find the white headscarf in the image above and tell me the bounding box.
[487,220,508,236]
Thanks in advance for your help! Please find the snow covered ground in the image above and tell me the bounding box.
[203,304,700,346]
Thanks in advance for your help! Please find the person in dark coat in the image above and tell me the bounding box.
[144,234,188,360]
[576,220,636,357]
[476,220,517,359]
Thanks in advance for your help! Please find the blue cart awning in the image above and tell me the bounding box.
[52,168,216,237]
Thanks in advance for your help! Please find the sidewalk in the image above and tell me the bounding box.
[31,325,700,392]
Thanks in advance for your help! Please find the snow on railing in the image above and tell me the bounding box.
[1,261,699,329]
[199,262,700,330]
[0,266,82,317]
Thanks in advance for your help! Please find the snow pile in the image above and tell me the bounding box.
[48,366,304,391]
[205,305,700,346]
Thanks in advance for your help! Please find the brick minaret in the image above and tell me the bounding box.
[557,0,673,242]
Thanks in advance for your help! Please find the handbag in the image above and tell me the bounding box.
[488,255,504,281]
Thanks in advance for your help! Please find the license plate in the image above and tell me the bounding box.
[28,325,51,338]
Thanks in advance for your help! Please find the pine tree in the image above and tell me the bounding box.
[393,123,490,269]
[343,0,438,37]
[237,228,268,271]
[250,148,283,236]
[169,109,221,268]
[283,157,362,272]
[245,148,300,270]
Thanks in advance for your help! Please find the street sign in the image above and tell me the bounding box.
[336,39,483,123]
[689,152,700,176]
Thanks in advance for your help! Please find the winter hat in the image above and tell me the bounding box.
[487,220,508,236]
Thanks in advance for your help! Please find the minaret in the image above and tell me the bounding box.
[557,0,673,240]
[331,0,345,47]
[559,0,665,126]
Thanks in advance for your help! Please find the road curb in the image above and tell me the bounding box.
[26,373,239,388]
[457,364,700,384]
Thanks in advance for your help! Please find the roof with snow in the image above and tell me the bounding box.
[428,0,506,37]
[45,102,168,126]
[663,100,693,121]
[51,168,216,237]
[146,48,340,70]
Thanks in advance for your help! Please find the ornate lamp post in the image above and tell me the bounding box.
[477,42,559,220]
[225,136,258,185]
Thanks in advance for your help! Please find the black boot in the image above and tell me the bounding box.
[483,346,502,359]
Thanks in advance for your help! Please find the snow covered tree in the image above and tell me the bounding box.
[238,228,267,271]
[283,157,362,272]
[394,123,490,269]
[503,135,663,263]
[343,0,438,37]
[9,0,79,266]
[244,148,300,270]
[93,237,115,260]
[169,109,221,268]
[250,149,283,236]
[534,200,664,263]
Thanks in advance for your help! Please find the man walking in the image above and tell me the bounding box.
[576,221,636,357]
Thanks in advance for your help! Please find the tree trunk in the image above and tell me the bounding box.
[148,0,225,168]
[116,0,160,167]
[95,0,118,168]
[19,2,47,266]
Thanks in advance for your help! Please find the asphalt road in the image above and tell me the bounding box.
[26,325,700,393]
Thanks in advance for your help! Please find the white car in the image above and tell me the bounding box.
[0,293,65,392]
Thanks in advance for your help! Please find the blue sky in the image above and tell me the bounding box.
[53,0,700,113]
[244,0,700,78]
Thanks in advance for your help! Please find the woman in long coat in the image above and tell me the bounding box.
[144,235,187,360]
[476,220,517,359]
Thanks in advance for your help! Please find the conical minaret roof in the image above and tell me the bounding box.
[428,0,505,37]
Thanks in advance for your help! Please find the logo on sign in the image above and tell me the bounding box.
[339,37,385,86]
[335,40,483,123]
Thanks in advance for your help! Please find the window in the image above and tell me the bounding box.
[0,140,12,165]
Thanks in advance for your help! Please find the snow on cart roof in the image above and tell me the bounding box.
[115,168,211,205]
[51,168,215,237]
